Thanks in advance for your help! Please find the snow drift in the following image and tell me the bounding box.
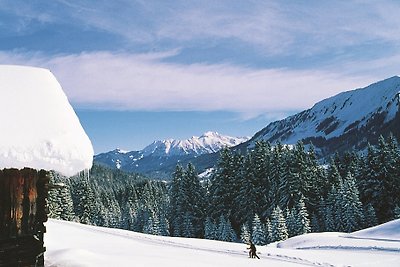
[0,65,93,176]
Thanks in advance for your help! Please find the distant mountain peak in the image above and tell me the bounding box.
[200,131,219,137]
[95,76,400,178]
[94,131,249,176]
[141,131,249,157]
[114,148,129,154]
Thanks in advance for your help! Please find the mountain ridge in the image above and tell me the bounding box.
[238,76,400,158]
[95,76,400,177]
[94,131,249,177]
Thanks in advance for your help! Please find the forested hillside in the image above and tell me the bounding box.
[49,135,400,245]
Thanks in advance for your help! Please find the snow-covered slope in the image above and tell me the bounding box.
[242,76,400,157]
[94,132,248,178]
[349,219,400,241]
[0,65,93,176]
[45,219,400,267]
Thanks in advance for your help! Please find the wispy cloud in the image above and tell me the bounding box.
[3,0,399,58]
[0,1,399,118]
[84,0,400,57]
[0,51,382,117]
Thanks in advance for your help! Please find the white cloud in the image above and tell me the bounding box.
[63,0,400,56]
[0,51,383,117]
[1,1,400,57]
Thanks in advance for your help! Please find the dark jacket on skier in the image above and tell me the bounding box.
[248,241,259,258]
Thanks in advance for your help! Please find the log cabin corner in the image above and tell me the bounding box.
[0,65,93,267]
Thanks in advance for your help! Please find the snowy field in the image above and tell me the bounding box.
[45,219,400,267]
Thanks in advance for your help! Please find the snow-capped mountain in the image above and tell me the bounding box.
[94,132,248,178]
[141,131,248,157]
[96,76,400,177]
[240,76,400,158]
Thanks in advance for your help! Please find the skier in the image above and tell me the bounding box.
[247,241,260,259]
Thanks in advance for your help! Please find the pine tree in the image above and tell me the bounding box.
[252,141,273,220]
[324,205,336,232]
[169,163,207,238]
[326,162,342,194]
[294,197,311,236]
[71,175,99,225]
[264,219,272,244]
[184,163,206,237]
[251,214,267,245]
[270,206,288,242]
[152,213,161,236]
[240,223,251,244]
[269,143,286,215]
[48,187,63,219]
[48,172,75,221]
[204,217,217,240]
[169,164,185,236]
[326,185,343,231]
[364,203,378,227]
[285,208,297,238]
[376,136,399,221]
[182,212,195,238]
[158,212,170,236]
[121,202,134,230]
[217,215,237,242]
[143,214,154,235]
[233,154,258,227]
[59,184,76,221]
[387,134,400,209]
[310,213,320,233]
[209,148,243,223]
[340,173,364,232]
[305,144,327,215]
[289,142,311,207]
[359,143,389,222]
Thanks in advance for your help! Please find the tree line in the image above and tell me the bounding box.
[49,135,400,245]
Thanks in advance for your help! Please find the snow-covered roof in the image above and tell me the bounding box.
[0,65,93,176]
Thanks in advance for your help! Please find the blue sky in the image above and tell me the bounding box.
[1,1,399,153]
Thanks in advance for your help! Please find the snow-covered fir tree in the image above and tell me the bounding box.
[270,206,288,242]
[285,208,297,238]
[169,163,206,238]
[310,213,320,232]
[339,173,364,232]
[217,215,237,242]
[251,214,267,245]
[264,218,272,244]
[240,223,251,244]
[48,135,400,244]
[204,217,217,240]
[182,212,195,238]
[294,197,311,236]
[364,203,378,227]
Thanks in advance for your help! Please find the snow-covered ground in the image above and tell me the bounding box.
[45,219,400,267]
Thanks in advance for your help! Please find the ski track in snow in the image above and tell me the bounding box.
[296,246,400,253]
[45,219,400,267]
[280,234,400,253]
[342,235,400,243]
[55,221,338,267]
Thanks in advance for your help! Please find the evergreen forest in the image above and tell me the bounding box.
[48,135,400,245]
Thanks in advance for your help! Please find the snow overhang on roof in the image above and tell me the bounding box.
[0,65,93,176]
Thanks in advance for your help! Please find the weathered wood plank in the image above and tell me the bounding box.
[0,168,49,267]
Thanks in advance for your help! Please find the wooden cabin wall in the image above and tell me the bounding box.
[0,168,49,267]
